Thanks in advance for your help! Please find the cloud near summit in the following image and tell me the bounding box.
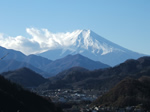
[0,28,55,55]
[0,28,81,55]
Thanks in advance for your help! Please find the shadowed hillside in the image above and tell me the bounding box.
[38,56,150,90]
[92,76,150,110]
[1,67,48,88]
[0,75,62,112]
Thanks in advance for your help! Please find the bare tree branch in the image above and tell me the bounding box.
[0,53,9,60]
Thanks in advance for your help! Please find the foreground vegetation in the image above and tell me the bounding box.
[0,75,62,112]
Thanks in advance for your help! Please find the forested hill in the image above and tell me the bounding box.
[92,76,150,110]
[0,75,62,112]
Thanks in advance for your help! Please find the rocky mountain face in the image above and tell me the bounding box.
[38,29,144,66]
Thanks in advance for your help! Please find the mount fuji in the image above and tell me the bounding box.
[38,29,144,66]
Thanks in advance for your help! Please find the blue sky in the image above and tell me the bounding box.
[0,0,150,55]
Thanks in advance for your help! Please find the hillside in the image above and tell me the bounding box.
[0,59,49,77]
[0,46,52,68]
[0,46,52,77]
[38,56,150,90]
[42,54,109,76]
[92,76,150,110]
[1,67,47,88]
[0,75,62,112]
[0,46,109,78]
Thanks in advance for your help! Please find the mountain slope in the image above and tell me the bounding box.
[0,75,62,112]
[0,46,52,67]
[38,56,150,90]
[0,46,52,77]
[0,46,109,77]
[54,67,89,80]
[38,29,144,66]
[0,46,25,61]
[92,77,150,110]
[0,59,49,77]
[24,54,52,69]
[1,67,47,88]
[38,67,91,90]
[41,54,110,76]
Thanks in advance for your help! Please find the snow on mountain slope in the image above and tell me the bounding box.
[40,29,122,54]
[37,29,144,66]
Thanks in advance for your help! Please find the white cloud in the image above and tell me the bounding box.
[0,28,82,55]
[0,34,41,55]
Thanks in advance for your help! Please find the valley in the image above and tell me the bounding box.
[34,89,105,112]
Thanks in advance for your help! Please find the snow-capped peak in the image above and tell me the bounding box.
[36,29,124,56]
[0,27,144,66]
[56,29,122,55]
[37,29,143,66]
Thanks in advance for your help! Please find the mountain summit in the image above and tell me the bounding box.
[38,29,144,66]
[41,54,110,76]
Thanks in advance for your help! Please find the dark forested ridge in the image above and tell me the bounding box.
[1,67,48,88]
[92,76,150,110]
[38,56,150,90]
[1,56,150,111]
[4,56,149,91]
[0,75,62,112]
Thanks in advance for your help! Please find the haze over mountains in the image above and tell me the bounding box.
[41,54,109,75]
[0,46,52,77]
[0,46,109,77]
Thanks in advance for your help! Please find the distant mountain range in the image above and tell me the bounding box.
[38,56,150,90]
[0,29,148,78]
[1,29,149,111]
[0,46,110,77]
[41,54,109,76]
[1,56,150,110]
[0,46,53,68]
[0,29,147,78]
[2,56,150,91]
[0,59,47,76]
[1,53,150,110]
[37,29,145,66]
[0,46,52,77]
